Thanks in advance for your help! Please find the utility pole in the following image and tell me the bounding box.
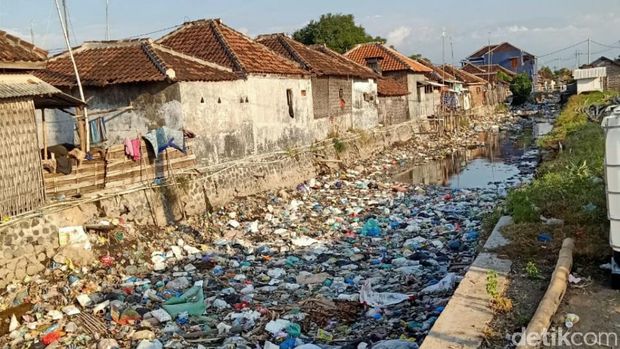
[62,0,69,43]
[587,37,591,65]
[105,0,109,40]
[441,28,446,84]
[575,50,580,69]
[487,34,491,85]
[450,36,454,67]
[54,0,89,151]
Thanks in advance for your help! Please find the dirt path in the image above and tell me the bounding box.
[542,265,620,348]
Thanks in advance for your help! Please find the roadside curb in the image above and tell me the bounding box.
[420,216,514,349]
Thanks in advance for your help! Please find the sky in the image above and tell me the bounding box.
[1,0,620,69]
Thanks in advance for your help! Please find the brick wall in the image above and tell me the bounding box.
[607,64,620,91]
[311,76,352,119]
[378,95,409,125]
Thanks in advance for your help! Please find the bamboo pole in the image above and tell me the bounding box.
[517,238,575,349]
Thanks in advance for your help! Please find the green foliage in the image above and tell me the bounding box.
[506,93,612,225]
[497,71,513,83]
[538,66,554,80]
[333,138,347,153]
[486,271,499,298]
[554,68,573,82]
[292,13,385,53]
[525,261,541,279]
[509,73,532,105]
[409,53,427,61]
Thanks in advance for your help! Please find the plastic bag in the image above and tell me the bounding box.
[360,280,410,307]
[421,273,459,294]
[162,286,206,317]
[360,219,382,237]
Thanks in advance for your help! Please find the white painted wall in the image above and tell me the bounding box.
[577,77,604,94]
[351,79,379,130]
[179,75,315,164]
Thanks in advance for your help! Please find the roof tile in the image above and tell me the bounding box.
[0,30,47,68]
[35,40,237,87]
[345,43,432,73]
[158,19,306,76]
[377,77,409,96]
[256,34,376,79]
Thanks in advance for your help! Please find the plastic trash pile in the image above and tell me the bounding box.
[0,117,539,349]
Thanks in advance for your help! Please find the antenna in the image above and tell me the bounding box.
[30,21,35,45]
[105,0,109,40]
[450,36,454,67]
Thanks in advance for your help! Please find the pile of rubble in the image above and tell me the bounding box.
[0,114,539,349]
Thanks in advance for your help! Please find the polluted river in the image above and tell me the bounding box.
[0,115,551,349]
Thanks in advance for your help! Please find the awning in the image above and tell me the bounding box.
[0,74,85,108]
[420,80,445,87]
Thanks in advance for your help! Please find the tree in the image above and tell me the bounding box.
[510,73,532,105]
[538,66,554,80]
[409,53,429,62]
[293,13,385,53]
[553,68,572,82]
[497,71,513,83]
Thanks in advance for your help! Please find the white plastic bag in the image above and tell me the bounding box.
[421,273,460,294]
[359,280,410,307]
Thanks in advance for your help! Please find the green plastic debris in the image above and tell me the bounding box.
[162,286,206,317]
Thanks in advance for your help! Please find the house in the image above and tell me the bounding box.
[464,42,535,79]
[255,33,378,134]
[345,43,434,120]
[157,19,316,163]
[416,59,464,111]
[35,39,239,161]
[586,56,620,91]
[573,67,606,94]
[461,63,512,104]
[441,64,488,109]
[377,77,409,125]
[0,30,82,216]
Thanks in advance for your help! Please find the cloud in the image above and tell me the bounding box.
[386,26,411,46]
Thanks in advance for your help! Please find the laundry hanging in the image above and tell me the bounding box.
[123,137,142,161]
[89,117,107,145]
[143,126,185,158]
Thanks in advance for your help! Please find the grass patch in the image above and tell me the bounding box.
[333,138,347,153]
[506,93,611,225]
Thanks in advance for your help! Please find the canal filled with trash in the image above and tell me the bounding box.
[0,118,550,349]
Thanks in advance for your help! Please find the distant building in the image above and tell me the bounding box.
[464,42,535,80]
[256,33,378,133]
[573,67,607,94]
[345,42,434,120]
[585,56,620,91]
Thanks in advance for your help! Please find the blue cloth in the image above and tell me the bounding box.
[143,127,186,158]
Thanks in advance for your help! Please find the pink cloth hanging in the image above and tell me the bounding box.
[124,138,142,161]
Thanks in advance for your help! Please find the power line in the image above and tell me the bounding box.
[126,24,182,39]
[537,39,588,58]
[591,39,620,49]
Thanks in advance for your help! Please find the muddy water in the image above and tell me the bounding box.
[393,123,546,189]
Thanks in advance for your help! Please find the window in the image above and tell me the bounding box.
[301,90,307,96]
[286,89,294,118]
[511,57,518,69]
[338,88,344,99]
[338,88,345,110]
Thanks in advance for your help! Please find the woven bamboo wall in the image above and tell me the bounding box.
[0,98,45,216]
[43,140,195,197]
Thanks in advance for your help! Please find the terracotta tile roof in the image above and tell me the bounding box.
[255,34,376,79]
[440,64,487,85]
[377,77,409,96]
[416,59,458,82]
[461,63,515,83]
[158,19,306,76]
[461,62,486,74]
[344,43,432,73]
[34,39,237,87]
[0,30,48,69]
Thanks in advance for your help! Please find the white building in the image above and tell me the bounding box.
[573,67,607,94]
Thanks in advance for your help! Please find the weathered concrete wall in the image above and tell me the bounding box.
[179,75,314,165]
[351,79,379,130]
[378,95,409,125]
[39,83,182,147]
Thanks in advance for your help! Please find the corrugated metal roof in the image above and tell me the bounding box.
[574,67,606,79]
[0,74,61,99]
